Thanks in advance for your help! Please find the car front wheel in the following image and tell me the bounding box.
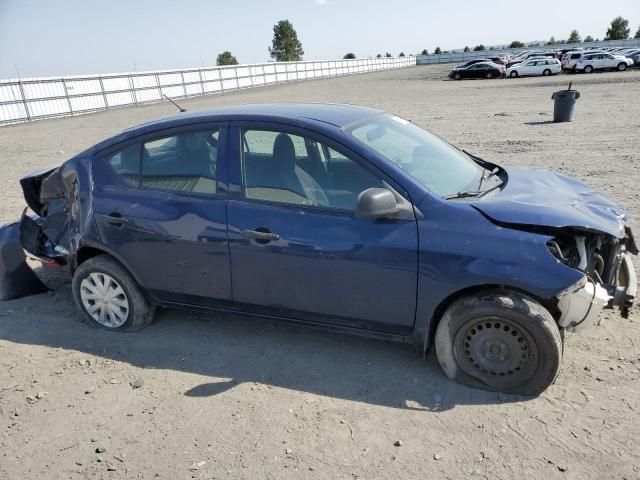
[509,71,518,78]
[72,255,155,331]
[435,292,562,395]
[617,62,627,71]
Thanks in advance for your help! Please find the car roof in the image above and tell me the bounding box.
[126,103,381,132]
[86,103,383,155]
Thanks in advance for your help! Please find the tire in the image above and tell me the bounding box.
[485,72,493,79]
[435,292,563,396]
[509,71,518,78]
[454,73,461,80]
[542,69,551,76]
[72,254,155,332]
[584,65,593,73]
[617,62,627,71]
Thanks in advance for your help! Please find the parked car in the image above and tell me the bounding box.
[486,56,507,66]
[5,104,637,395]
[623,50,640,65]
[561,50,606,71]
[507,58,561,77]
[576,53,634,73]
[449,62,503,80]
[455,59,490,69]
[507,52,557,68]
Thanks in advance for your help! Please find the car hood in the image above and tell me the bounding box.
[470,166,627,238]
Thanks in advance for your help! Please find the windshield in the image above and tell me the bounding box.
[347,114,483,197]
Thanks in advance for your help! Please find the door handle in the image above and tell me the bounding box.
[241,229,280,242]
[105,213,129,225]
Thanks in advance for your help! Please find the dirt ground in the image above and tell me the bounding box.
[1,64,640,480]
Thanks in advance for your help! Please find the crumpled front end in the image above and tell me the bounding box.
[549,226,638,331]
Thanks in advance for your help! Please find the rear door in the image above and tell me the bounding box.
[226,123,419,335]
[92,123,232,306]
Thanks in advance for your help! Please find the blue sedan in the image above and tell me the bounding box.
[11,103,637,395]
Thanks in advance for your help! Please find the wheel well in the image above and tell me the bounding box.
[72,246,150,302]
[74,246,107,268]
[426,285,561,349]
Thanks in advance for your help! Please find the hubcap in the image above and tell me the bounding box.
[454,317,538,388]
[80,272,129,328]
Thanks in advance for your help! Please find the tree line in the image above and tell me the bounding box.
[215,16,639,66]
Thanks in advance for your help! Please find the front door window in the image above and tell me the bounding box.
[241,129,383,211]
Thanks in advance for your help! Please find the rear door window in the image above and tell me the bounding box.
[141,129,219,194]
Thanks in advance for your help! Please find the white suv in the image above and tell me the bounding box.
[561,50,605,71]
[576,53,633,73]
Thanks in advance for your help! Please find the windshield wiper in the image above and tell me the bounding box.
[463,149,492,190]
[443,183,503,200]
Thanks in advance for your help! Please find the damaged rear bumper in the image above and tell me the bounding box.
[557,252,637,332]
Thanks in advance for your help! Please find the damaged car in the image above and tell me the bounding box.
[4,103,637,395]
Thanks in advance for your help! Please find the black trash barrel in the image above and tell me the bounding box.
[551,89,580,122]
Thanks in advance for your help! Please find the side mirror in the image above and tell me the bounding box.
[356,188,399,220]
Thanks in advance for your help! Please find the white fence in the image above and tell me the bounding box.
[417,38,640,65]
[0,57,416,126]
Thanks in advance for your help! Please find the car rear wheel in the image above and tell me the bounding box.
[72,255,155,331]
[617,62,627,71]
[542,69,551,76]
[584,65,593,73]
[435,292,562,395]
[485,72,493,79]
[509,71,518,78]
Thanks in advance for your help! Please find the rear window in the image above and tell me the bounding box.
[570,53,580,59]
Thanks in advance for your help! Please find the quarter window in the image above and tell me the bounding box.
[242,129,382,210]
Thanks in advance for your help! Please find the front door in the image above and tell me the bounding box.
[92,124,232,306]
[226,124,418,335]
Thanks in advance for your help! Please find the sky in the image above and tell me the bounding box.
[0,0,638,78]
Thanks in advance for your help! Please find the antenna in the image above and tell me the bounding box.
[163,94,187,113]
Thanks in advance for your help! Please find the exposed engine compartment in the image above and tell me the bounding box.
[547,226,638,317]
